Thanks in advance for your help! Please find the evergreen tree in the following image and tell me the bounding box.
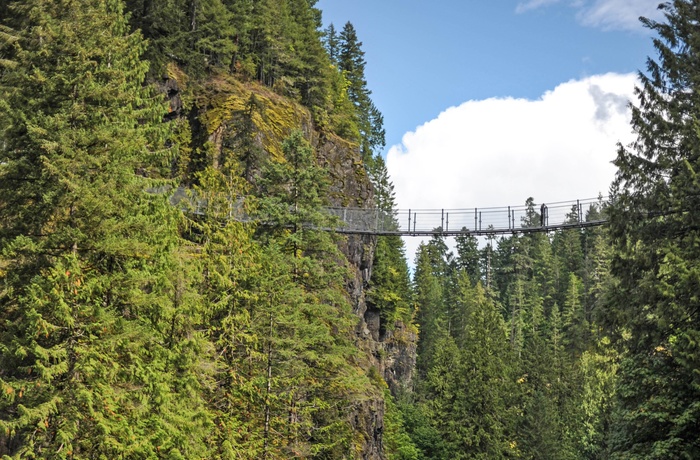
[253,131,370,457]
[450,282,516,459]
[366,156,413,328]
[383,390,420,460]
[229,93,265,182]
[551,212,585,307]
[413,244,447,379]
[455,231,481,286]
[562,273,588,357]
[0,0,214,456]
[184,166,265,457]
[323,23,340,64]
[605,1,700,457]
[338,21,385,159]
[285,0,332,112]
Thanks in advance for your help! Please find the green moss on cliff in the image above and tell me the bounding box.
[197,73,310,161]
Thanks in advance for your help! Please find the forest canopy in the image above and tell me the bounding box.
[1,0,699,459]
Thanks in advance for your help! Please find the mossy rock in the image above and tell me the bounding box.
[196,73,311,161]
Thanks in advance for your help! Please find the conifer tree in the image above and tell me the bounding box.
[285,0,332,112]
[338,21,385,159]
[0,0,213,456]
[182,166,266,457]
[383,390,421,460]
[366,156,413,327]
[455,231,481,286]
[253,131,369,457]
[562,273,588,357]
[413,244,447,379]
[606,1,700,457]
[323,23,340,64]
[551,213,585,306]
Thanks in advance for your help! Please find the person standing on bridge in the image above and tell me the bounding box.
[540,203,548,227]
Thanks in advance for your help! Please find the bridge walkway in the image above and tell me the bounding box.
[324,197,608,236]
[169,187,609,236]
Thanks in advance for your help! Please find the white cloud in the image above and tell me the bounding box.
[516,0,664,31]
[577,0,663,30]
[516,0,562,14]
[386,73,638,262]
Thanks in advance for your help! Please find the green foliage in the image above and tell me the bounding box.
[431,282,516,459]
[396,396,447,460]
[336,22,385,160]
[409,194,621,459]
[383,390,420,460]
[0,0,214,456]
[125,0,237,74]
[252,130,371,457]
[604,1,700,457]
[0,0,392,458]
[366,156,414,328]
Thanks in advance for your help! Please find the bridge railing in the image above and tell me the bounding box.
[326,197,609,235]
[166,186,609,235]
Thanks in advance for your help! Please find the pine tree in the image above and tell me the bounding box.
[253,131,370,457]
[454,282,516,459]
[383,389,420,460]
[338,21,385,159]
[551,215,584,307]
[285,0,332,112]
[413,244,447,379]
[0,0,214,456]
[366,156,413,328]
[323,23,340,64]
[125,0,239,73]
[562,273,588,357]
[605,1,700,457]
[455,231,481,286]
[229,93,265,182]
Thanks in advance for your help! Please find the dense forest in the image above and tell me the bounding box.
[0,0,699,459]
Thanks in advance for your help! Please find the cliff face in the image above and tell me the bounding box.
[163,70,416,458]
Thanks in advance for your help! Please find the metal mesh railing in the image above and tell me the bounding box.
[326,197,609,235]
[164,187,609,236]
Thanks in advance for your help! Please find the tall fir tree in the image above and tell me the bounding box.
[606,1,700,457]
[338,21,385,160]
[0,0,215,456]
[253,131,371,457]
[366,155,413,328]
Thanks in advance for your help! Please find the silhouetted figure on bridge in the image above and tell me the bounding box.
[540,203,548,227]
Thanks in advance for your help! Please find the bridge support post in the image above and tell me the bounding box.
[408,209,411,233]
[441,209,444,233]
[474,208,477,232]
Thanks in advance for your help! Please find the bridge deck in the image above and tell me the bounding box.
[325,197,608,236]
[168,187,609,236]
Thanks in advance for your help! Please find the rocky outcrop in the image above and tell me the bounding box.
[164,69,417,459]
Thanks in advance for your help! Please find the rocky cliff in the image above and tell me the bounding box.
[161,68,416,458]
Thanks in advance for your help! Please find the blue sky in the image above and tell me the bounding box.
[317,0,658,152]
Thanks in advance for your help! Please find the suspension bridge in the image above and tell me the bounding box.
[169,188,608,237]
[324,197,607,236]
